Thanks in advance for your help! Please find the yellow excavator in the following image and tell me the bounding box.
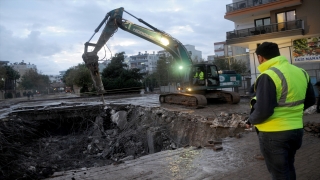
[82,7,241,107]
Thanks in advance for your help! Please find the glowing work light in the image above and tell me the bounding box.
[160,37,169,46]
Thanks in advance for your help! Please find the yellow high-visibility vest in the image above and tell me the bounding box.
[194,71,204,80]
[254,56,309,132]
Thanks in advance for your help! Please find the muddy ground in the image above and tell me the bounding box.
[0,93,319,180]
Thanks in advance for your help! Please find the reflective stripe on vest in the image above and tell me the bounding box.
[269,67,308,107]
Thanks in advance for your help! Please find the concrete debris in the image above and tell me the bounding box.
[111,110,128,130]
[208,113,248,128]
[120,155,134,162]
[205,140,223,151]
[235,133,242,139]
[304,121,320,137]
[207,140,222,145]
[304,105,317,115]
[304,126,312,132]
[92,115,104,137]
[213,145,223,151]
[28,166,36,172]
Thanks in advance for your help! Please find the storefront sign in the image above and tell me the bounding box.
[292,37,320,62]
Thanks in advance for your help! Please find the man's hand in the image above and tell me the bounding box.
[245,119,251,129]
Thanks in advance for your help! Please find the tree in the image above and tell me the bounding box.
[143,73,158,91]
[214,57,247,74]
[154,55,184,86]
[63,64,93,93]
[20,69,49,93]
[229,58,247,74]
[101,52,143,90]
[213,58,229,71]
[62,68,73,87]
[0,66,20,92]
[20,69,38,90]
[155,55,169,86]
[0,66,6,90]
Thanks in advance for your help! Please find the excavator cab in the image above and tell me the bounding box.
[188,64,220,88]
[206,65,220,86]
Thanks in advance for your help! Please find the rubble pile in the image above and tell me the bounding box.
[0,104,177,180]
[0,115,40,179]
[0,104,250,180]
[304,121,320,137]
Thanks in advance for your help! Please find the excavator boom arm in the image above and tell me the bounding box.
[119,19,192,68]
[83,7,192,94]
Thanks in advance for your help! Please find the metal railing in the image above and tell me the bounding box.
[226,0,278,13]
[226,19,304,40]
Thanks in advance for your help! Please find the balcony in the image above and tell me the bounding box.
[226,19,304,45]
[225,0,302,21]
[226,0,277,13]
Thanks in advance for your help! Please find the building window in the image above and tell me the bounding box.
[215,51,224,57]
[214,44,224,51]
[276,10,296,31]
[255,17,270,27]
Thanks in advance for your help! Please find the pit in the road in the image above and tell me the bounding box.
[0,101,249,180]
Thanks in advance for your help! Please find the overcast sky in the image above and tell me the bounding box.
[0,0,234,75]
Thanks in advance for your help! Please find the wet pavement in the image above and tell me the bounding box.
[47,130,320,180]
[0,93,160,119]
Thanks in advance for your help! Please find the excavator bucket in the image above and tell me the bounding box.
[82,52,105,94]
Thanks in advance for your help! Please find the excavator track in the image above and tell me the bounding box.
[217,90,240,104]
[159,93,207,108]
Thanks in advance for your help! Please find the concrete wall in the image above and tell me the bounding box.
[160,85,177,93]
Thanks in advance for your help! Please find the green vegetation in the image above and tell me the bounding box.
[62,64,93,93]
[0,66,7,90]
[101,52,143,90]
[20,69,49,93]
[0,66,20,93]
[152,55,182,86]
[214,57,248,74]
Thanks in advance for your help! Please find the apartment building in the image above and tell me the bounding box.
[211,41,250,72]
[224,0,320,85]
[10,60,37,82]
[184,44,202,62]
[128,51,159,74]
[48,75,61,83]
[0,61,9,66]
[214,41,248,58]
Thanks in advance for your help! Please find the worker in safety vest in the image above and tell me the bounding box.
[247,42,315,179]
[193,68,204,85]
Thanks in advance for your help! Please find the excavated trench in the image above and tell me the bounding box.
[0,102,248,180]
